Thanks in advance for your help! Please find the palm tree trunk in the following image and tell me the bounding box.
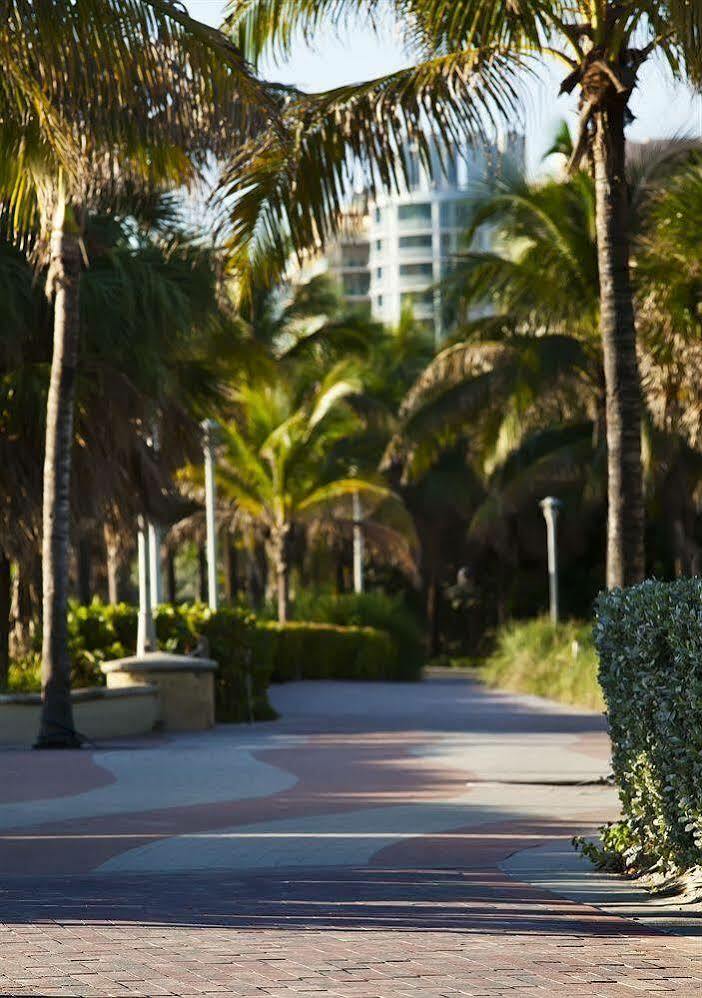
[104,524,120,605]
[592,105,645,589]
[271,524,289,624]
[426,568,440,659]
[0,551,10,690]
[197,543,207,602]
[224,536,238,604]
[165,547,177,604]
[77,536,92,606]
[36,224,82,748]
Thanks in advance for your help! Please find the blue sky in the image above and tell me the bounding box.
[186,0,702,174]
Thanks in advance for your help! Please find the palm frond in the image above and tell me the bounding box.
[216,46,527,295]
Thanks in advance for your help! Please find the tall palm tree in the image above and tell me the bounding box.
[1,2,273,746]
[216,367,409,622]
[391,152,702,588]
[222,0,702,588]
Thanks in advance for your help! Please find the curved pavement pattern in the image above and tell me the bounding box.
[1,674,701,996]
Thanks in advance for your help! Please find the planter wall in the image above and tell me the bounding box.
[0,685,159,746]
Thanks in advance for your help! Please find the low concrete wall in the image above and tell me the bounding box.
[0,685,160,747]
[102,653,217,731]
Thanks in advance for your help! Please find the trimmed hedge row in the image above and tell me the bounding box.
[595,579,702,873]
[288,592,424,681]
[264,622,395,682]
[64,601,411,724]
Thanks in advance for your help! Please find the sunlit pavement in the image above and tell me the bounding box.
[1,675,701,996]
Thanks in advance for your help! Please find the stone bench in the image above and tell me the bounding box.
[101,653,218,731]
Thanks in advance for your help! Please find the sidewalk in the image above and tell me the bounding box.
[1,676,701,996]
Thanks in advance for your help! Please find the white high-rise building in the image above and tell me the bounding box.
[322,133,524,342]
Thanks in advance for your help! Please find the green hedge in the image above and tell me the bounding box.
[481,617,603,712]
[286,591,424,681]
[595,579,702,873]
[264,622,396,682]
[67,601,276,723]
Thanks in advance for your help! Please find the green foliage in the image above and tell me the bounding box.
[290,591,424,681]
[573,822,636,873]
[481,616,603,712]
[64,600,276,723]
[263,622,395,683]
[595,579,702,873]
[162,604,277,723]
[6,655,41,693]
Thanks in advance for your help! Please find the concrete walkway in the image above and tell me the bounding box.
[1,675,701,996]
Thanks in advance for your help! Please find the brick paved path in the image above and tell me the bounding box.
[1,676,701,996]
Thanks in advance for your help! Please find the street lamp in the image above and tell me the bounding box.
[201,419,219,611]
[539,497,562,625]
[352,492,364,595]
[136,515,157,655]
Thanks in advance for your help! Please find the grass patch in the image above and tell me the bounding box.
[480,616,604,712]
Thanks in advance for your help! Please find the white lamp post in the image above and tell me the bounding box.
[148,522,163,607]
[136,515,157,655]
[201,419,219,611]
[352,492,365,595]
[539,496,562,625]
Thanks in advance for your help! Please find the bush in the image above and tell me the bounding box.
[6,655,41,693]
[288,591,424,681]
[264,622,396,682]
[64,600,276,723]
[595,579,702,873]
[481,616,603,712]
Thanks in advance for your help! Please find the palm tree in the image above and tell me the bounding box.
[391,152,702,591]
[222,0,702,588]
[216,367,410,622]
[1,2,272,746]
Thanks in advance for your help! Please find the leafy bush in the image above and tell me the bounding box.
[264,622,396,682]
[65,600,276,723]
[288,591,424,680]
[595,579,702,873]
[481,616,603,711]
[6,656,41,693]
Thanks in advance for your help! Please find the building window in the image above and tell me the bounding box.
[374,207,382,223]
[401,290,434,307]
[399,234,433,251]
[376,267,383,279]
[377,295,383,308]
[376,239,382,251]
[440,199,472,229]
[343,273,370,296]
[400,263,434,279]
[398,203,432,226]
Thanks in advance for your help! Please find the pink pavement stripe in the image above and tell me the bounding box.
[1,749,116,804]
[0,731,480,875]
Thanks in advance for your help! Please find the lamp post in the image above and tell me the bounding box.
[539,496,562,625]
[148,522,163,607]
[352,492,364,595]
[201,419,219,611]
[136,515,157,655]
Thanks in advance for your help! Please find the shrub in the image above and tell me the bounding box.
[163,604,277,723]
[481,616,603,711]
[68,601,135,687]
[595,579,702,874]
[288,591,424,680]
[6,655,41,693]
[64,600,276,723]
[263,622,396,682]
